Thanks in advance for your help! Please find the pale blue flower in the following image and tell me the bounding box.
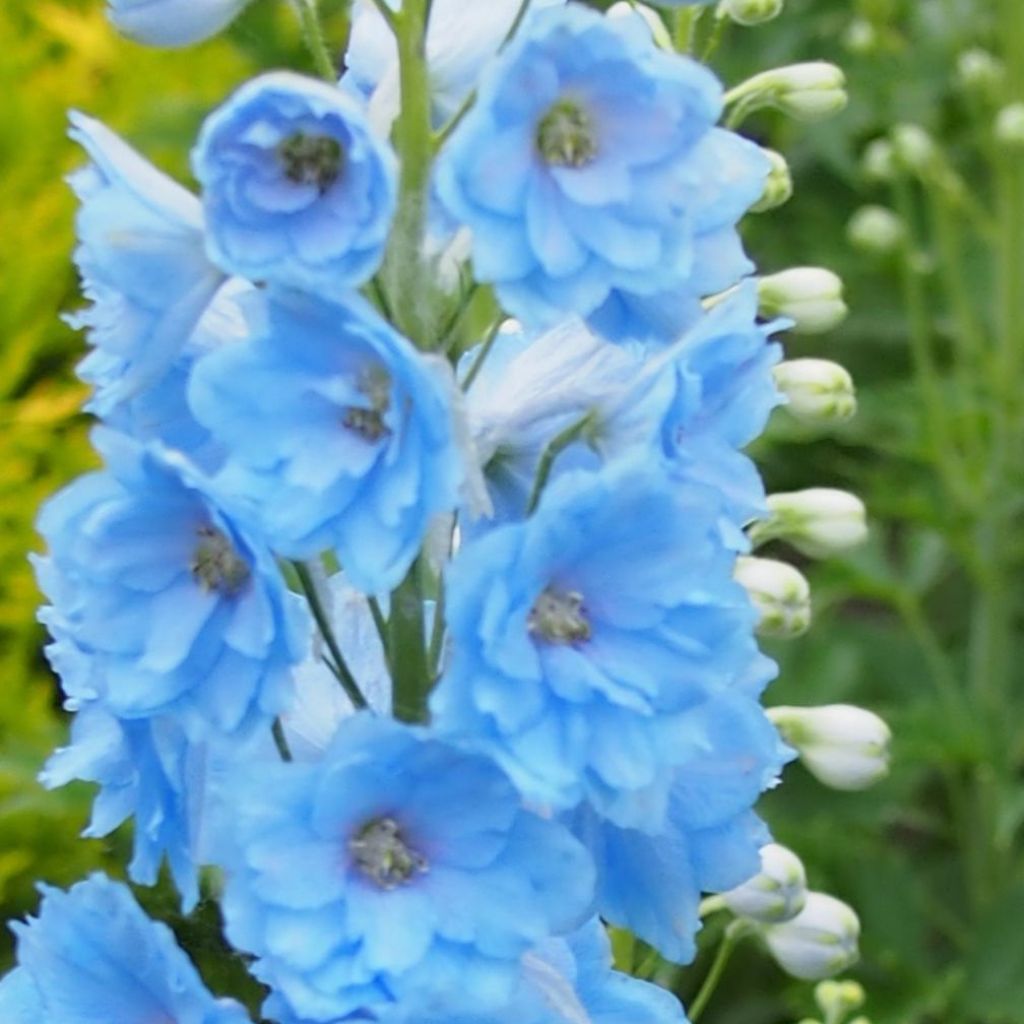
[435,5,768,335]
[0,875,250,1024]
[188,288,464,592]
[107,0,251,47]
[218,712,594,1023]
[431,459,761,828]
[570,685,792,963]
[68,111,225,418]
[34,428,308,736]
[193,72,397,294]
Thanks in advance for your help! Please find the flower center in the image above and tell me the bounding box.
[350,817,427,889]
[277,132,344,193]
[190,525,250,596]
[342,366,393,444]
[537,100,598,168]
[528,587,591,645]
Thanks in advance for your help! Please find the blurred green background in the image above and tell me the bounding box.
[1,2,1020,1024]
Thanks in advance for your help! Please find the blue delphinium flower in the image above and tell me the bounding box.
[218,712,594,1023]
[463,281,782,528]
[68,111,225,418]
[0,875,250,1024]
[346,0,565,126]
[193,72,397,295]
[34,427,308,737]
[571,684,792,963]
[435,5,767,335]
[189,288,464,592]
[107,0,252,47]
[40,702,217,908]
[430,458,760,828]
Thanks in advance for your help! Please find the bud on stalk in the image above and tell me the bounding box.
[774,360,857,424]
[751,488,868,558]
[734,557,811,638]
[762,892,860,980]
[723,843,807,923]
[768,704,892,791]
[758,268,848,335]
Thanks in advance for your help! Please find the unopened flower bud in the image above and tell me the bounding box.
[735,557,811,638]
[758,268,848,335]
[729,63,847,123]
[842,18,878,56]
[847,205,905,255]
[861,139,896,183]
[719,0,783,27]
[891,123,937,173]
[768,704,891,790]
[723,844,807,923]
[995,103,1024,147]
[756,488,867,558]
[774,359,857,424]
[751,149,793,212]
[815,980,866,1017]
[763,892,860,980]
[957,48,1004,95]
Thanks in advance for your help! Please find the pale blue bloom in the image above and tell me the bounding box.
[436,5,768,335]
[218,713,594,1023]
[431,459,761,828]
[570,685,792,963]
[347,0,564,126]
[34,428,309,737]
[68,111,225,419]
[107,0,251,47]
[40,704,215,909]
[193,72,397,294]
[0,875,250,1024]
[189,288,464,592]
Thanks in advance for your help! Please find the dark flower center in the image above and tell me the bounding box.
[277,132,344,193]
[342,366,393,444]
[537,100,598,168]
[528,587,591,645]
[350,817,427,889]
[191,525,250,596]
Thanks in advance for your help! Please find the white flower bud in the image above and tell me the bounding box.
[763,892,860,980]
[815,980,866,1017]
[957,48,1004,95]
[758,488,868,558]
[750,149,793,213]
[734,557,811,638]
[758,268,848,335]
[719,0,784,27]
[891,123,938,173]
[861,138,896,183]
[842,18,878,56]
[995,103,1024,147]
[773,359,857,424]
[723,844,807,923]
[768,704,892,791]
[847,205,905,255]
[729,63,847,123]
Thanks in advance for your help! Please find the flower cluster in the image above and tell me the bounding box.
[4,1,880,1022]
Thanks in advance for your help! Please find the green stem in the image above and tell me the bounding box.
[526,412,597,515]
[672,8,702,54]
[461,318,502,390]
[294,0,337,82]
[293,561,368,710]
[383,0,436,347]
[428,574,447,678]
[389,564,431,722]
[689,924,747,1022]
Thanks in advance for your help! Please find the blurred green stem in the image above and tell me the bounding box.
[294,0,337,82]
